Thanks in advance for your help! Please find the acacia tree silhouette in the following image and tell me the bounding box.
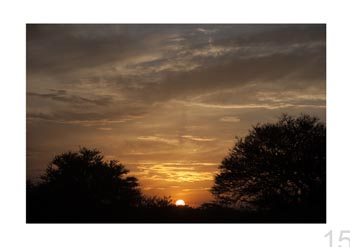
[27,147,142,222]
[211,114,326,216]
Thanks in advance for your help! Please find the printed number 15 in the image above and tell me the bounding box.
[325,231,350,247]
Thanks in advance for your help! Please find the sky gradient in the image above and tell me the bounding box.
[27,24,326,206]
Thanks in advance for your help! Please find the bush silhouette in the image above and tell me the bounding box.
[27,147,142,222]
[140,195,173,208]
[211,114,326,217]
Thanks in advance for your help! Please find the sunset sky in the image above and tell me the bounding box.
[27,24,326,207]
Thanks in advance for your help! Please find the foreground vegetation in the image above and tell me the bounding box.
[27,114,326,223]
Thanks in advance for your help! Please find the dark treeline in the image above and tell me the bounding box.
[27,114,326,223]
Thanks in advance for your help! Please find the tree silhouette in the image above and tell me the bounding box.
[27,147,142,222]
[211,114,326,213]
[140,195,173,208]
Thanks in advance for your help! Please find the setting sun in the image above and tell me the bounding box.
[175,199,185,206]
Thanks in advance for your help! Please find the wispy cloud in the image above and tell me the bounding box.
[220,116,241,123]
[175,100,326,110]
[135,163,215,183]
[97,127,112,131]
[27,112,144,126]
[196,28,218,35]
[28,90,113,106]
[181,135,216,142]
[137,136,179,145]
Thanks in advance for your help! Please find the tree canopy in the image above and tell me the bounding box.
[27,148,142,221]
[211,114,326,212]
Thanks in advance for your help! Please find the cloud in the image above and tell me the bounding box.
[196,28,218,35]
[181,187,211,192]
[27,24,326,110]
[123,50,325,106]
[134,163,215,183]
[97,127,112,131]
[191,44,233,58]
[175,100,325,110]
[28,90,113,106]
[27,112,144,126]
[137,136,179,145]
[220,116,241,123]
[181,135,216,142]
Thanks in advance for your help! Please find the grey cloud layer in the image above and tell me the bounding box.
[27,23,326,155]
[27,24,325,116]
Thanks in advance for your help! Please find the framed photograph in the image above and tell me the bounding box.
[26,24,326,223]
